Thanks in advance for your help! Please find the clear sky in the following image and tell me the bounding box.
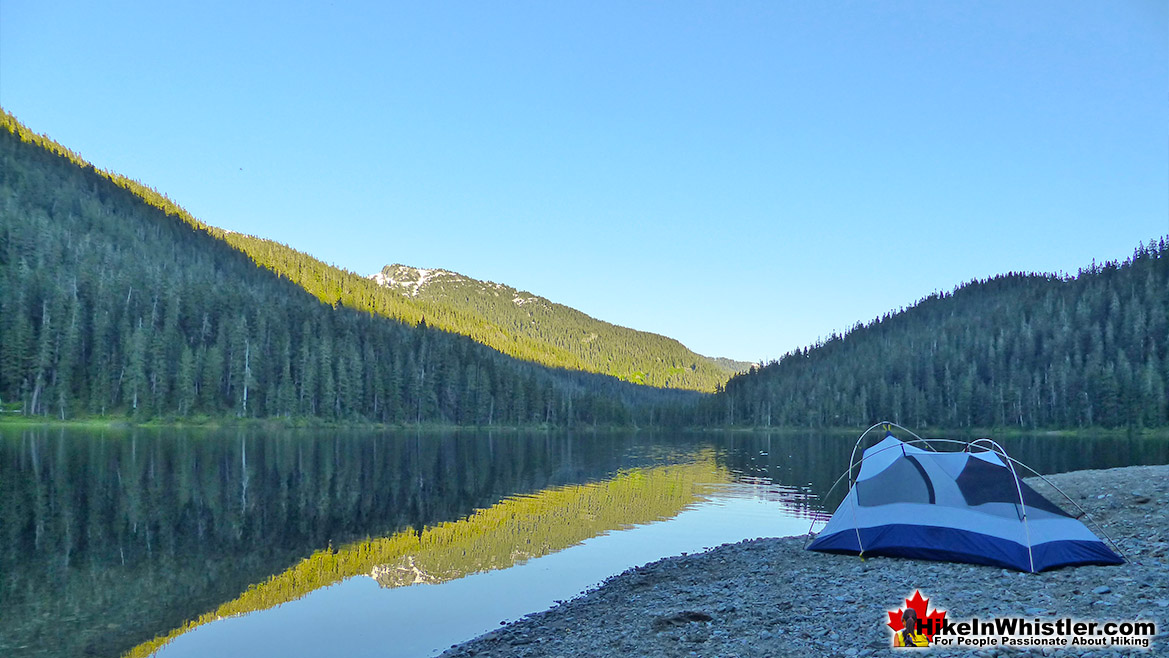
[2,2,1165,362]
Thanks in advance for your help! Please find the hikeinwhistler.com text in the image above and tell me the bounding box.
[921,616,1157,649]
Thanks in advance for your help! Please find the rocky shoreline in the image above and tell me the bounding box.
[442,465,1168,658]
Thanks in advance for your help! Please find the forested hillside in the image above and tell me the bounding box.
[0,111,741,394]
[688,242,1168,430]
[3,106,1163,432]
[200,234,744,391]
[368,264,750,391]
[0,110,693,425]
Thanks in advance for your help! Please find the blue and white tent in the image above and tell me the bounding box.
[806,427,1123,572]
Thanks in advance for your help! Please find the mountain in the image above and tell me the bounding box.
[0,109,695,425]
[5,104,1159,432]
[706,356,756,374]
[369,263,750,392]
[686,243,1168,430]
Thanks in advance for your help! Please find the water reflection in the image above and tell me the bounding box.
[0,427,1164,658]
[134,458,726,657]
[2,429,650,658]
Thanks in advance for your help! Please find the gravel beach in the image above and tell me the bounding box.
[442,464,1168,658]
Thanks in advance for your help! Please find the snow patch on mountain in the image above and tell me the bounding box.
[371,265,549,313]
[370,265,466,297]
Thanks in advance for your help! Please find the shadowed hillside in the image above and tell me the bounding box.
[0,109,697,425]
[367,263,750,391]
[685,241,1168,430]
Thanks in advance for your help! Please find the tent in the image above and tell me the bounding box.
[806,425,1123,572]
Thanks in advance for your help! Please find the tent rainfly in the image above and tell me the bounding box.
[806,425,1123,572]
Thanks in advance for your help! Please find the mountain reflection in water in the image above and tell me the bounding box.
[1,427,1164,658]
[132,457,726,656]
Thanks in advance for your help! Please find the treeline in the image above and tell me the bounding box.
[4,106,1165,432]
[0,112,693,426]
[682,241,1168,429]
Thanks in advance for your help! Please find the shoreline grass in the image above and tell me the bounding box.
[3,413,1166,439]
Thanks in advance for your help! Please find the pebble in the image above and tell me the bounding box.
[442,464,1169,658]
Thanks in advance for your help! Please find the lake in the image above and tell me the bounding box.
[2,427,1166,658]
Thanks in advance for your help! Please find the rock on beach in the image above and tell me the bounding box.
[442,464,1168,658]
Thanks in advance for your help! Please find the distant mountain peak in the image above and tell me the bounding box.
[372,264,544,308]
[371,264,469,297]
[367,262,743,391]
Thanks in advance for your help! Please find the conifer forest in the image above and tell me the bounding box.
[1,110,1166,430]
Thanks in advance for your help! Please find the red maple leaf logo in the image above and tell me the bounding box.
[887,590,947,641]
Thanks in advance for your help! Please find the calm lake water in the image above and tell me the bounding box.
[2,427,1167,658]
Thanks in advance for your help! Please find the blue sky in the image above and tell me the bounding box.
[2,1,1165,362]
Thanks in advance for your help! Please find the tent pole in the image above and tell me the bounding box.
[968,438,1128,561]
[990,440,1036,573]
[1005,461,1129,562]
[806,432,962,546]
